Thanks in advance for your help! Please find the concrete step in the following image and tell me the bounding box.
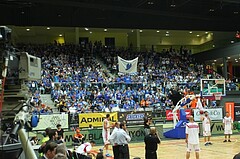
[40,94,59,113]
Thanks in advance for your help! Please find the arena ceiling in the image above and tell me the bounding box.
[1,0,240,31]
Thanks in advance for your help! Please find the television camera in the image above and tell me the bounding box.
[0,26,41,159]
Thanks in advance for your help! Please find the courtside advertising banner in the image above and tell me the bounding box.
[63,125,164,146]
[118,111,152,125]
[165,109,192,120]
[33,114,68,131]
[118,56,138,73]
[193,108,223,121]
[234,106,240,121]
[225,102,235,121]
[79,112,118,128]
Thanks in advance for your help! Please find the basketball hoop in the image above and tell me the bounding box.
[213,92,222,101]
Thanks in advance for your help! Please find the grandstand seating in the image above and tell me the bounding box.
[16,43,238,120]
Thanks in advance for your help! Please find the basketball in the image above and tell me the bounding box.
[200,110,204,114]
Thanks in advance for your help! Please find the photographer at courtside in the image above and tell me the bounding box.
[144,127,161,159]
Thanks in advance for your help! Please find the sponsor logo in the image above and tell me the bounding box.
[126,63,132,70]
[126,114,145,121]
[80,116,116,124]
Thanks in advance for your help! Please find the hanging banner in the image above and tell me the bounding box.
[79,112,118,128]
[165,109,192,121]
[225,102,235,121]
[193,108,223,121]
[118,56,138,73]
[33,114,69,131]
[118,111,152,125]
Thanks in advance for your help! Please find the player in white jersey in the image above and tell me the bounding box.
[200,111,212,146]
[186,116,200,159]
[102,114,112,157]
[223,112,233,142]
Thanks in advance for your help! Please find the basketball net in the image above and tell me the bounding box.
[213,92,222,101]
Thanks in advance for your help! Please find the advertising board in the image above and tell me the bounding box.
[193,108,223,121]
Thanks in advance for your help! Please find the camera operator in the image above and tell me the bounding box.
[144,116,152,135]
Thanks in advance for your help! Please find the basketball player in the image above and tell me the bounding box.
[75,140,96,159]
[201,111,212,146]
[185,116,200,159]
[102,114,112,157]
[223,112,233,142]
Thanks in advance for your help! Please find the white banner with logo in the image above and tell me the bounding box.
[118,56,138,73]
[193,108,223,121]
[33,114,68,131]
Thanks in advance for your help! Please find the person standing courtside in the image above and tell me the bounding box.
[201,111,212,146]
[116,122,131,159]
[102,114,112,157]
[185,116,200,159]
[144,116,152,135]
[144,127,161,159]
[109,122,120,159]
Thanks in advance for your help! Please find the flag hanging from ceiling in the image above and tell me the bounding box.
[118,56,138,73]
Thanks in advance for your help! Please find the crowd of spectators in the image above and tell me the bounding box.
[16,43,237,119]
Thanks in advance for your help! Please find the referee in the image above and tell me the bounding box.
[144,127,161,159]
[116,122,131,159]
[109,122,120,159]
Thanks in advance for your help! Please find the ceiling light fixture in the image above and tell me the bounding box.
[214,60,217,62]
[26,28,30,31]
[147,1,154,5]
[231,40,234,43]
[189,31,192,34]
[140,30,143,33]
[104,29,107,32]
[47,27,50,30]
[166,33,170,36]
[197,34,200,37]
[85,28,89,31]
[90,31,92,34]
[205,32,208,34]
[227,57,231,59]
[209,9,215,12]
[170,0,176,7]
[157,30,160,33]
[59,34,62,37]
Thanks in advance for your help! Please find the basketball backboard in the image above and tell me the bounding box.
[200,79,226,96]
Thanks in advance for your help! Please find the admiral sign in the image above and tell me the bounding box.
[193,108,223,121]
[79,112,118,128]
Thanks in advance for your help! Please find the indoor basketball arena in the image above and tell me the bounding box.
[1,0,240,159]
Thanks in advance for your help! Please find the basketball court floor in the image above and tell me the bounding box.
[94,135,240,159]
